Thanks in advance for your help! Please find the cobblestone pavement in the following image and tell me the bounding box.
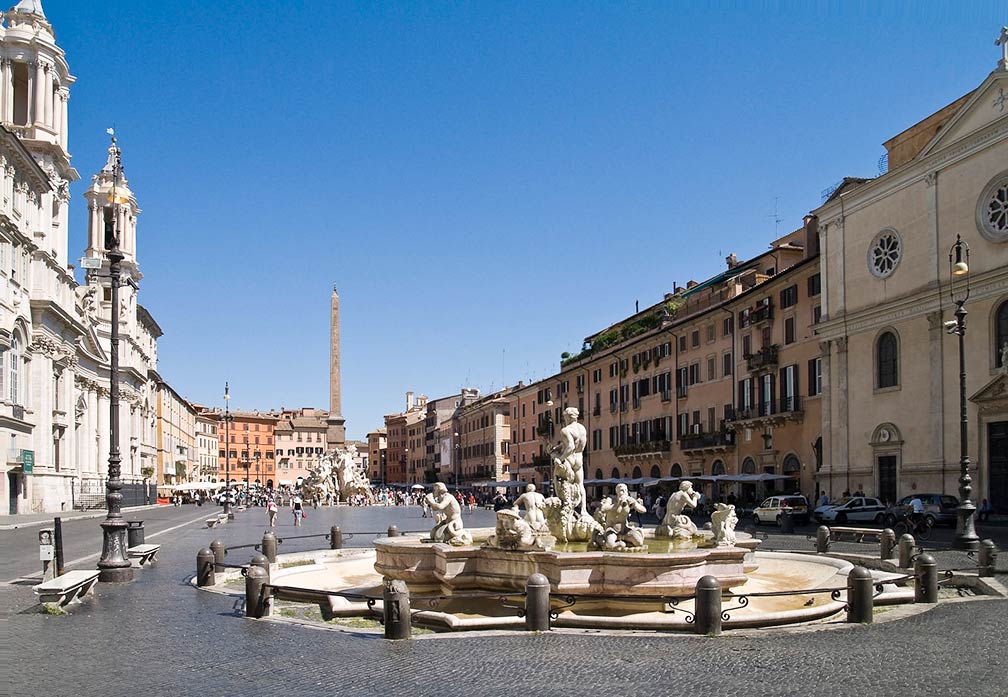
[3,505,1006,697]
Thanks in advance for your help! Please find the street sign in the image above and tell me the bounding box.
[80,257,102,269]
[21,449,33,475]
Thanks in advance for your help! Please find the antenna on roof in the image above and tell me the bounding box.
[768,197,782,236]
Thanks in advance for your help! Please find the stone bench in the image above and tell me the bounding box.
[206,514,228,528]
[33,570,101,607]
[829,526,885,543]
[128,543,161,566]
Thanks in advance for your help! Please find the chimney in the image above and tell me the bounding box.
[726,253,738,269]
[686,280,699,290]
[803,215,820,258]
[405,391,414,411]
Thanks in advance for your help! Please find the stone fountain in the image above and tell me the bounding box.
[374,408,756,598]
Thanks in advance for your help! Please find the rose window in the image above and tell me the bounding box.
[978,173,1008,243]
[868,230,901,278]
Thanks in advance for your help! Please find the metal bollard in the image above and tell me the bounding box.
[524,573,551,632]
[880,528,896,560]
[846,566,874,624]
[898,534,916,569]
[245,565,269,618]
[261,531,277,563]
[914,553,938,604]
[330,526,343,550]
[694,575,722,636]
[196,548,215,587]
[382,578,412,639]
[250,553,270,576]
[779,510,794,534]
[816,526,830,553]
[210,539,226,573]
[978,539,997,578]
[387,525,400,538]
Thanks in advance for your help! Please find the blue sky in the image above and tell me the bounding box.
[43,1,1005,439]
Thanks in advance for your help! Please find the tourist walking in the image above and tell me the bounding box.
[292,493,304,526]
[267,498,278,527]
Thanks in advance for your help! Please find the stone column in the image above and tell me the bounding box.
[58,90,68,150]
[819,339,833,496]
[33,60,44,126]
[0,59,10,123]
[835,337,849,494]
[927,311,946,490]
[43,66,53,128]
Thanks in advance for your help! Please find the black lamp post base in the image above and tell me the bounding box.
[228,511,235,520]
[97,521,134,583]
[954,505,980,551]
[98,565,134,583]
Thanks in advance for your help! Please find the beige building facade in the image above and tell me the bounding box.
[814,59,1008,508]
[153,375,196,485]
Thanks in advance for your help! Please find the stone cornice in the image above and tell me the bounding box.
[816,267,1008,339]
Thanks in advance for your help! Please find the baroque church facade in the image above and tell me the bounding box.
[1,1,161,514]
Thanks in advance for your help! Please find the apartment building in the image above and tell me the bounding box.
[367,428,386,484]
[454,387,515,484]
[194,412,219,483]
[518,226,816,504]
[212,409,278,487]
[153,374,196,485]
[383,392,427,484]
[274,408,328,485]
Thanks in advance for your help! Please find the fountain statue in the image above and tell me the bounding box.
[544,407,603,542]
[425,483,472,546]
[655,480,701,539]
[590,483,646,551]
[710,503,738,547]
[486,484,556,551]
[302,444,372,503]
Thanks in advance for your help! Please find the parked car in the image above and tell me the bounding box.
[753,495,810,526]
[883,494,959,528]
[813,497,887,524]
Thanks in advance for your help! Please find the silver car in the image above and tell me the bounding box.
[813,497,886,524]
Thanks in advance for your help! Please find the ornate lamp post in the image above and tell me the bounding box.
[97,131,133,583]
[949,235,979,550]
[222,383,234,519]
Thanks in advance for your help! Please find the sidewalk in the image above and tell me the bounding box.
[0,503,165,531]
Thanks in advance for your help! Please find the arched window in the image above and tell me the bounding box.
[610,467,620,479]
[650,464,661,478]
[877,331,899,389]
[711,460,726,475]
[742,457,756,474]
[670,463,683,478]
[631,466,642,479]
[996,300,1008,369]
[594,469,603,480]
[783,454,801,475]
[9,333,20,405]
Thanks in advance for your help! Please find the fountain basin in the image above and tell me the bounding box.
[374,527,759,597]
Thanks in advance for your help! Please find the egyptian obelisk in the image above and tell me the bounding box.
[326,284,346,447]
